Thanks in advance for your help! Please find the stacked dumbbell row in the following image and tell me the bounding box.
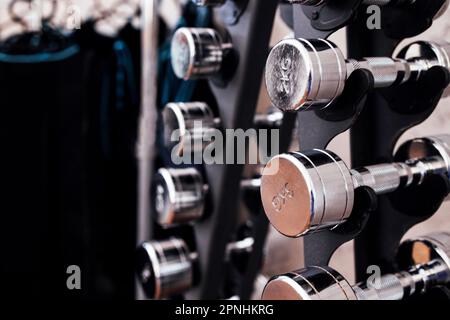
[262,232,450,300]
[137,0,450,300]
[258,0,450,299]
[137,8,280,298]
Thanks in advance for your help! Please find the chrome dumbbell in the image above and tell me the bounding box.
[162,102,283,155]
[287,0,449,18]
[171,28,233,80]
[153,167,261,227]
[192,0,226,6]
[261,232,450,300]
[265,39,450,111]
[136,236,254,299]
[260,135,450,237]
[136,238,195,300]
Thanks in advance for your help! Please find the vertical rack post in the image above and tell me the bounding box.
[136,0,159,299]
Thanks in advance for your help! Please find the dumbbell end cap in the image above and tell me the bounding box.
[265,39,313,112]
[162,103,186,155]
[153,168,177,226]
[136,242,159,299]
[261,275,312,300]
[171,28,196,80]
[397,232,450,271]
[260,154,313,237]
[262,266,356,300]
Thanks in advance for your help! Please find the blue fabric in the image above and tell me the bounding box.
[0,45,79,63]
[99,40,138,157]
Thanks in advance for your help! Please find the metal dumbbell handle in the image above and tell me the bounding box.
[262,232,450,300]
[350,156,447,195]
[354,259,450,300]
[345,56,436,89]
[262,258,449,300]
[354,232,450,300]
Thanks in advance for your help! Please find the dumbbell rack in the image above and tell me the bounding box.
[139,1,296,300]
[139,0,450,300]
[289,0,450,299]
[182,1,281,299]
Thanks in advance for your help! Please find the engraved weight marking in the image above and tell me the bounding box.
[277,57,292,95]
[272,183,294,212]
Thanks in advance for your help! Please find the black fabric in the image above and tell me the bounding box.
[0,47,85,298]
[0,22,141,299]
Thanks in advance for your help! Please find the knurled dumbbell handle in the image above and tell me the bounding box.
[353,259,450,300]
[345,57,433,88]
[350,156,447,195]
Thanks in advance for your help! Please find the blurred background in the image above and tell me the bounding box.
[0,0,450,298]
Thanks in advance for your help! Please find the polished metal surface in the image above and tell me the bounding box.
[260,150,354,237]
[136,238,193,299]
[354,274,405,300]
[137,236,255,299]
[265,38,346,112]
[152,167,205,226]
[261,135,450,237]
[396,41,450,96]
[398,232,450,277]
[153,166,262,227]
[395,134,450,193]
[265,38,450,112]
[163,102,217,155]
[162,102,283,155]
[261,266,357,300]
[263,232,450,300]
[171,28,226,80]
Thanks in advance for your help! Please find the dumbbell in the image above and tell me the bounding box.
[153,167,261,227]
[260,135,450,237]
[136,236,254,299]
[265,38,450,111]
[171,28,233,80]
[162,102,283,155]
[287,0,449,18]
[261,232,450,300]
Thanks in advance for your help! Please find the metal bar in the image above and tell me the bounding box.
[136,0,159,300]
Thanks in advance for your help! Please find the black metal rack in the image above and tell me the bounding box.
[290,0,450,298]
[140,0,450,300]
